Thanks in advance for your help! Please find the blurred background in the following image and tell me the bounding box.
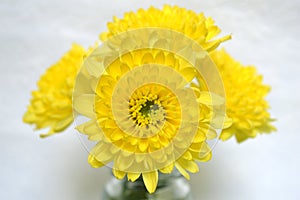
[1,0,299,199]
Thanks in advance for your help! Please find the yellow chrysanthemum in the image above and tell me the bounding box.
[209,49,276,142]
[23,44,87,137]
[100,5,231,52]
[101,4,274,143]
[74,28,230,193]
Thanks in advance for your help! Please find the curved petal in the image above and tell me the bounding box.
[142,171,158,194]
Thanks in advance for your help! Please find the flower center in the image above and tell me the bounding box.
[129,94,166,127]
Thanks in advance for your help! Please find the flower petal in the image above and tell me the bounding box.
[175,162,190,180]
[197,92,224,106]
[127,172,141,182]
[88,154,105,168]
[73,94,94,118]
[112,169,126,180]
[142,171,158,194]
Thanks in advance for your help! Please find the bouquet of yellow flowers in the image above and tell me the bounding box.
[23,5,275,199]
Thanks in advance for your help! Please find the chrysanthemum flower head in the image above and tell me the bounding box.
[74,28,230,193]
[100,5,231,52]
[208,49,276,142]
[23,44,87,137]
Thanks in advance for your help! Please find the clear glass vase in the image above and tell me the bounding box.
[102,171,193,200]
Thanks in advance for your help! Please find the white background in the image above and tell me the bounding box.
[1,0,299,199]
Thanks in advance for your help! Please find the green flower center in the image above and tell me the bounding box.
[129,96,166,127]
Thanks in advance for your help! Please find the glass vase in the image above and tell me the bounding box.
[101,171,193,200]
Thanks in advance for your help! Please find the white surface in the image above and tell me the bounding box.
[1,0,299,199]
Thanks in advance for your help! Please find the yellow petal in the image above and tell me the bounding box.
[53,115,73,132]
[177,158,199,173]
[112,169,126,180]
[181,151,193,161]
[73,94,94,118]
[142,171,158,194]
[199,125,217,140]
[127,172,141,182]
[219,129,234,141]
[154,51,165,64]
[85,52,105,77]
[202,35,231,52]
[139,139,149,152]
[198,151,212,162]
[197,92,224,106]
[235,132,252,143]
[193,127,206,143]
[142,52,154,64]
[88,154,105,168]
[180,67,196,82]
[91,143,113,163]
[73,70,94,95]
[222,115,233,129]
[115,154,134,171]
[159,163,174,174]
[75,119,101,141]
[23,110,35,123]
[175,162,190,180]
[110,129,124,141]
